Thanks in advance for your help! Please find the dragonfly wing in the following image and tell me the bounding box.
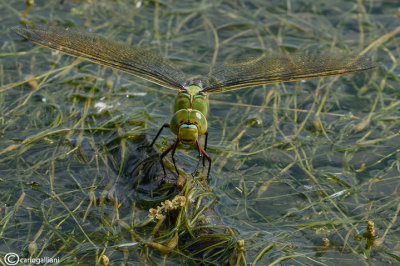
[12,25,186,91]
[201,53,378,94]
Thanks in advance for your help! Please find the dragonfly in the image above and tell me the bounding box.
[12,25,378,181]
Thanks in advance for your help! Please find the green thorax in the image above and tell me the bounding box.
[173,84,209,116]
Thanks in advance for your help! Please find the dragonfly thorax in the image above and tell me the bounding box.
[174,85,209,117]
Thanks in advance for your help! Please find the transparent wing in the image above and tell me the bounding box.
[201,53,378,94]
[12,25,186,91]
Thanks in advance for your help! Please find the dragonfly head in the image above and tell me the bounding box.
[170,109,207,144]
[178,122,198,144]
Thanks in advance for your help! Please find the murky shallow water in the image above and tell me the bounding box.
[0,0,399,264]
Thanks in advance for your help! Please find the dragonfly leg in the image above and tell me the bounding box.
[198,142,212,182]
[149,123,170,147]
[160,138,178,178]
[193,140,202,175]
[170,139,180,178]
[138,123,170,150]
[202,131,208,167]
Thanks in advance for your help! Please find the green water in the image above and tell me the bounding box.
[0,0,399,265]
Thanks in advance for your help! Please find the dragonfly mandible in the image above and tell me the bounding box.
[12,25,378,181]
